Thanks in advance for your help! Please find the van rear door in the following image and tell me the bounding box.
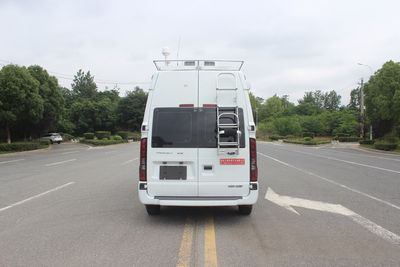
[198,72,250,197]
[147,107,199,197]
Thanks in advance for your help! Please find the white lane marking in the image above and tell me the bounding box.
[265,188,400,245]
[326,148,400,162]
[45,158,76,167]
[61,151,79,155]
[261,141,400,163]
[0,159,25,165]
[269,145,400,174]
[120,158,139,166]
[258,152,400,211]
[0,182,75,213]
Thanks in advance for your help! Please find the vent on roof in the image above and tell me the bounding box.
[184,61,196,66]
[204,61,215,66]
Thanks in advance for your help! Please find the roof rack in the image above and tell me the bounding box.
[153,60,244,71]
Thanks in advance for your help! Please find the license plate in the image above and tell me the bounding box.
[220,158,245,165]
[159,166,187,180]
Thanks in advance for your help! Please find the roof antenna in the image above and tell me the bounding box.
[162,47,171,66]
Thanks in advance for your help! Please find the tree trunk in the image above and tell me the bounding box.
[6,123,11,144]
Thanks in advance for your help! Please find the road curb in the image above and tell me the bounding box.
[0,144,52,157]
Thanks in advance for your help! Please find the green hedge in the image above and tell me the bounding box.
[117,131,129,140]
[338,136,360,142]
[111,135,123,141]
[95,131,111,139]
[0,142,49,152]
[84,133,95,140]
[129,132,141,141]
[80,139,126,146]
[283,139,317,145]
[304,137,312,141]
[374,143,398,151]
[359,140,374,145]
[269,135,284,141]
[302,132,315,138]
[283,138,331,146]
[62,133,74,141]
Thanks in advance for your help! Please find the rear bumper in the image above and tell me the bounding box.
[138,182,258,206]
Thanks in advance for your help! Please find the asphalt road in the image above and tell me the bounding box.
[0,141,400,266]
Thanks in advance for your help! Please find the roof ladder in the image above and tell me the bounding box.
[216,73,241,155]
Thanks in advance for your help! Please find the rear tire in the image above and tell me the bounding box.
[145,205,160,215]
[238,205,252,215]
[57,141,61,144]
[50,140,53,144]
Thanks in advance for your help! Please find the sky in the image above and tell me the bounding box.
[1,0,399,105]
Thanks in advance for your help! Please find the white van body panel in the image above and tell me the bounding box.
[139,60,258,207]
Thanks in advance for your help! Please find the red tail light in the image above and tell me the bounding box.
[250,138,258,182]
[139,138,147,181]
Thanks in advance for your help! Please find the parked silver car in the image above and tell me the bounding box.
[42,133,63,144]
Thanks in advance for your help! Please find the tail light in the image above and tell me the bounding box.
[250,138,258,182]
[139,138,147,181]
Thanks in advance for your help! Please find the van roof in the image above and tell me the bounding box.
[153,60,244,71]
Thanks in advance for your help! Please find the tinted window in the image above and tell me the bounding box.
[152,107,245,148]
[152,108,197,148]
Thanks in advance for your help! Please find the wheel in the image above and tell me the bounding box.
[50,140,53,144]
[57,141,61,144]
[238,205,252,215]
[145,205,160,215]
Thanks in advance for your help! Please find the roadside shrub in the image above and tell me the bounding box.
[84,132,95,140]
[129,132,141,141]
[62,133,74,141]
[303,140,317,145]
[359,140,374,145]
[338,136,360,142]
[117,131,129,140]
[302,132,315,138]
[269,135,284,141]
[304,137,312,142]
[80,139,126,146]
[336,133,350,137]
[95,131,111,140]
[40,140,51,145]
[111,135,123,141]
[0,142,48,152]
[374,143,398,151]
[285,135,296,139]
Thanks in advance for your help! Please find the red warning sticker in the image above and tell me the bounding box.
[220,158,245,165]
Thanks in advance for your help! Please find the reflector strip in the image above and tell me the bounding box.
[179,104,194,107]
[203,104,217,108]
[220,158,245,165]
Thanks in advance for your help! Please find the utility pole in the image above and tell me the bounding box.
[359,78,364,139]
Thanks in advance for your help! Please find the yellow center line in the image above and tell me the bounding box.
[176,217,194,267]
[204,215,218,267]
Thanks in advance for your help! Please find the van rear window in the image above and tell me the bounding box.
[152,108,245,148]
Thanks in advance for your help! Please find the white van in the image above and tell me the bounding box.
[138,60,258,215]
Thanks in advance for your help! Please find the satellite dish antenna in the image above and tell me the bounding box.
[162,47,171,65]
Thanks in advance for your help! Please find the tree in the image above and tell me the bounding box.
[323,90,341,111]
[71,69,97,99]
[117,87,147,131]
[249,92,263,124]
[364,60,400,137]
[348,87,360,111]
[0,65,43,143]
[272,116,302,136]
[28,65,64,134]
